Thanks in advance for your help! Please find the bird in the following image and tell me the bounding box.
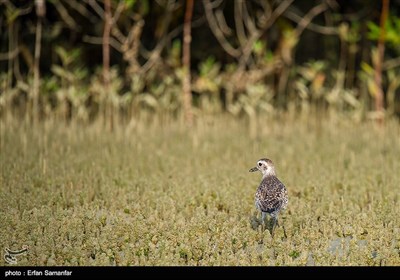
[249,158,288,237]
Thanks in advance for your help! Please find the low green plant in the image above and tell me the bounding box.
[1,118,399,266]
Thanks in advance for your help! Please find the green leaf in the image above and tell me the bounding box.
[252,40,265,56]
[289,250,300,259]
[6,7,21,24]
[360,62,374,75]
[125,0,136,9]
[366,21,380,40]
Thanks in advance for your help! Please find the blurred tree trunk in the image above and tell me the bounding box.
[33,0,45,123]
[374,0,389,124]
[103,0,112,129]
[182,0,194,126]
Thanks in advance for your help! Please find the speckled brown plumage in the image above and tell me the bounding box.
[255,175,288,217]
[249,158,288,236]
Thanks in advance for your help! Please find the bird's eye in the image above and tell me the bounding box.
[258,162,262,167]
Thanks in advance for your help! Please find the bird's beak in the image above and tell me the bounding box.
[249,167,258,172]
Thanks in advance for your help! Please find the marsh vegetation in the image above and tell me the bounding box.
[1,118,399,265]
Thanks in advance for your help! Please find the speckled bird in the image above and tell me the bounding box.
[249,158,288,236]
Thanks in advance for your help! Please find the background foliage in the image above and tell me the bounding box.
[0,0,399,124]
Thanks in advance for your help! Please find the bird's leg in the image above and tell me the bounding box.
[271,217,278,238]
[261,212,266,232]
[258,212,266,243]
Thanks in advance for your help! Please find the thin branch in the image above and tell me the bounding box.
[53,1,79,29]
[203,0,241,57]
[257,0,272,20]
[63,0,97,23]
[111,25,126,45]
[383,56,400,70]
[374,0,389,122]
[215,9,232,36]
[1,0,33,15]
[234,0,247,47]
[237,0,294,70]
[241,0,256,33]
[154,0,175,39]
[207,0,224,9]
[122,20,144,69]
[326,0,340,10]
[182,0,194,126]
[284,10,338,35]
[264,0,294,29]
[13,21,23,82]
[111,1,126,25]
[83,35,122,52]
[139,16,204,61]
[103,0,112,88]
[33,0,44,122]
[294,2,330,36]
[140,23,183,72]
[85,0,104,18]
[237,31,260,71]
[0,48,19,61]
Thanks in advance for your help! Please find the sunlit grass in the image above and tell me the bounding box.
[1,117,399,266]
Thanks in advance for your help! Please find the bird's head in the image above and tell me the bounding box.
[249,158,276,177]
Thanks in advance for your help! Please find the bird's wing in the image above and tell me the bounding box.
[257,176,286,213]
